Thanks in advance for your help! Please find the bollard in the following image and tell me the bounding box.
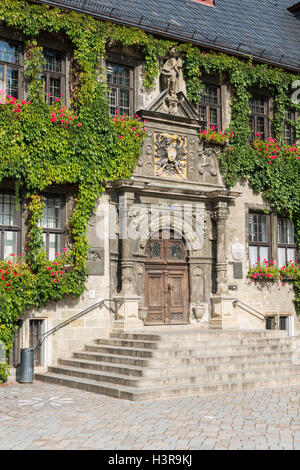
[19,348,34,383]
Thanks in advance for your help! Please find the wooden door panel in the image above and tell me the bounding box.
[145,270,165,324]
[167,270,188,324]
[145,230,189,325]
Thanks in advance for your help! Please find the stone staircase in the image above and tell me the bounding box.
[35,329,300,400]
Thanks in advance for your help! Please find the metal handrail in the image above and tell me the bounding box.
[36,298,122,349]
[233,298,276,329]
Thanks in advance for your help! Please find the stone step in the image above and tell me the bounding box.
[84,342,292,358]
[48,363,300,388]
[59,356,294,378]
[110,330,288,342]
[95,336,293,349]
[35,371,300,401]
[73,349,293,368]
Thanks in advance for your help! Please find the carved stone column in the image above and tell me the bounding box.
[212,203,229,295]
[210,202,239,329]
[113,192,143,331]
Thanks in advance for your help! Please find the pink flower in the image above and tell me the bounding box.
[54,98,60,102]
[62,248,67,252]
[77,123,82,127]
[119,135,122,139]
[55,252,59,257]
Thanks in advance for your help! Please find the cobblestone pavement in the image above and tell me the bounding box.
[0,381,300,450]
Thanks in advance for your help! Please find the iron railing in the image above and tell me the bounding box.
[37,298,122,349]
[233,298,276,329]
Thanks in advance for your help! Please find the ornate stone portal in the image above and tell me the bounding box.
[109,61,239,331]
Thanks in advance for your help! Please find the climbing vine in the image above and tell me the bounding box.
[0,0,299,380]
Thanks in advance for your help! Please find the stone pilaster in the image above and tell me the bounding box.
[210,202,239,329]
[112,192,143,331]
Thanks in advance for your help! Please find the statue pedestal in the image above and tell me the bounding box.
[209,295,239,330]
[112,294,144,332]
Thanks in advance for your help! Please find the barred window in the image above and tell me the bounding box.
[198,84,221,130]
[106,62,133,116]
[42,49,65,104]
[0,192,21,259]
[0,39,22,99]
[277,217,297,267]
[250,96,269,141]
[40,194,65,260]
[248,212,270,266]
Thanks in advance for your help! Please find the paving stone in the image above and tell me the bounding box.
[0,382,299,450]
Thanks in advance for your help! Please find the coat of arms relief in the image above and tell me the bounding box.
[154,133,187,179]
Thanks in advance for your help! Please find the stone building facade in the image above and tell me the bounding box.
[3,0,299,376]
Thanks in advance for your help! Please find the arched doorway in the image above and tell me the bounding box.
[145,229,189,325]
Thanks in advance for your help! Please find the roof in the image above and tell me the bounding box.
[34,0,300,71]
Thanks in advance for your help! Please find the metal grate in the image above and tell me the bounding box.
[29,320,44,366]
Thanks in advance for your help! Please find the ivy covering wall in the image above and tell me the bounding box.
[0,0,299,381]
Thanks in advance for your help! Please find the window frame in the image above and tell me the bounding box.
[277,216,297,266]
[0,190,22,260]
[40,193,66,259]
[198,83,222,131]
[248,211,271,265]
[42,48,66,104]
[106,59,134,117]
[283,110,297,145]
[0,37,23,99]
[249,94,270,141]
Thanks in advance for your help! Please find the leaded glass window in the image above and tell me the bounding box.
[40,195,65,260]
[0,192,21,259]
[0,39,21,99]
[106,62,133,116]
[248,212,270,266]
[198,84,221,130]
[277,217,297,266]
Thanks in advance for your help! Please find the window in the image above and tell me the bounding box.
[283,110,297,145]
[106,62,133,116]
[277,217,297,267]
[40,194,65,260]
[0,192,21,259]
[249,95,269,141]
[0,39,22,99]
[42,49,65,104]
[198,84,221,130]
[248,212,270,266]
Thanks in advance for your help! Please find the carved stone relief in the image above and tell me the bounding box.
[154,133,187,179]
[87,248,104,276]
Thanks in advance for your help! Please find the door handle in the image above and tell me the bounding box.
[164,284,174,293]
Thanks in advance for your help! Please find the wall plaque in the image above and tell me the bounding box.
[231,242,245,260]
[87,248,104,276]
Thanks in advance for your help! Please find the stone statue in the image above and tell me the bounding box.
[160,48,183,98]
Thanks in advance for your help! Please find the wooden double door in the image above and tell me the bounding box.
[145,230,189,325]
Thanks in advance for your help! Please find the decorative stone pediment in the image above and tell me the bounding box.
[147,90,199,120]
